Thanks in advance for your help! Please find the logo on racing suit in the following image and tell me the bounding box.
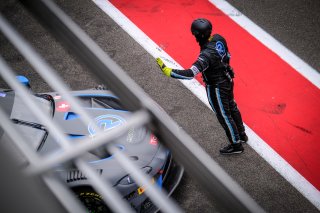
[215,41,226,57]
[88,114,126,137]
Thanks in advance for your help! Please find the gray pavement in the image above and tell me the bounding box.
[0,0,318,212]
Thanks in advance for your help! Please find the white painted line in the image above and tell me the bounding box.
[245,125,320,210]
[93,0,210,108]
[209,0,320,89]
[93,0,320,209]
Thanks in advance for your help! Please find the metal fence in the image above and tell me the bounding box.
[0,0,264,212]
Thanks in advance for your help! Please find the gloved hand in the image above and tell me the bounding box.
[156,57,172,77]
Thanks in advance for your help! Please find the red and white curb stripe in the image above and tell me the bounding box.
[93,0,320,209]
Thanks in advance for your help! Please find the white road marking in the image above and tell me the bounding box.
[93,0,320,209]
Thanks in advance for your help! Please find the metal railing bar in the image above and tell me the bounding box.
[0,50,148,174]
[27,110,150,175]
[19,0,148,111]
[0,56,134,212]
[43,175,87,213]
[0,99,87,213]
[16,0,265,212]
[0,12,134,159]
[0,56,70,150]
[0,15,182,211]
[75,159,135,213]
[0,13,114,136]
[0,11,148,179]
[0,103,129,213]
[0,96,133,213]
[109,144,183,213]
[0,8,188,212]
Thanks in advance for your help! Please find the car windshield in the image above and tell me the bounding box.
[0,91,53,151]
[11,93,53,121]
[79,96,126,110]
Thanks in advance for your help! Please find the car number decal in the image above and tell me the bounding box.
[88,114,126,137]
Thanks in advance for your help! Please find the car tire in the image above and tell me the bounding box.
[73,187,110,213]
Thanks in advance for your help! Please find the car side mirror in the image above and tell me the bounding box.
[16,75,31,88]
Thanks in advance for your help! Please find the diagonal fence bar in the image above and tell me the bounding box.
[0,16,182,212]
[0,12,183,212]
[17,0,265,212]
[0,55,135,212]
[0,0,266,212]
[0,13,111,139]
[0,53,182,212]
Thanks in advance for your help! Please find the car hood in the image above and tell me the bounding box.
[38,91,163,186]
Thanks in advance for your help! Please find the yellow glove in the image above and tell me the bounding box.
[156,57,172,77]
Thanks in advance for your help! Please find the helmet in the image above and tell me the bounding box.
[191,18,212,43]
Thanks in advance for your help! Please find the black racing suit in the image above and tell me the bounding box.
[170,34,245,144]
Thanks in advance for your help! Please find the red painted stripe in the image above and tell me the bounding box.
[110,0,320,190]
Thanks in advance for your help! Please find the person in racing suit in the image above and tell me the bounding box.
[156,18,248,155]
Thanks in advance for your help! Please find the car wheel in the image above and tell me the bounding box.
[73,187,110,213]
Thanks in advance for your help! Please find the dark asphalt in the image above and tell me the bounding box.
[0,0,318,212]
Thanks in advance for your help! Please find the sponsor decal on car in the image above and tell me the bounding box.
[88,114,126,137]
[149,134,158,146]
[56,101,71,112]
[137,178,155,195]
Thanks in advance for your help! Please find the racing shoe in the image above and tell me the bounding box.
[220,143,244,155]
[239,132,248,143]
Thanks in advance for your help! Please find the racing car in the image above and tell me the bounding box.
[0,76,184,213]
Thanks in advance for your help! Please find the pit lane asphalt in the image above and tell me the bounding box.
[0,0,318,212]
